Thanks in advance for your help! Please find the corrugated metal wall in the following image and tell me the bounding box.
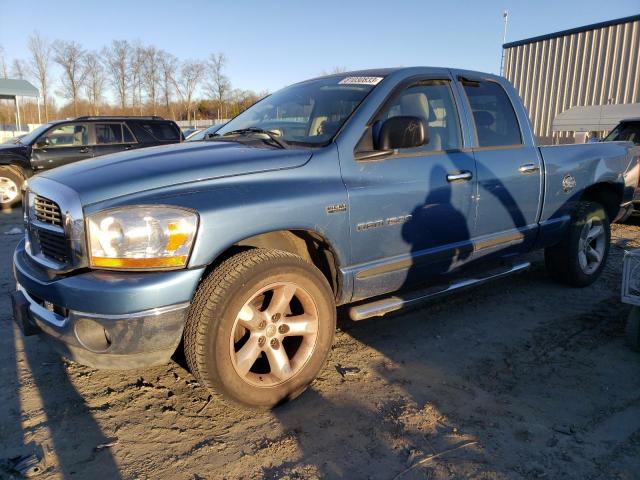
[503,17,640,144]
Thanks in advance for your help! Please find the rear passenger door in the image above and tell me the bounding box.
[91,122,138,158]
[458,77,542,258]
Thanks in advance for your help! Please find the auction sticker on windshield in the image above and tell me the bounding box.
[338,76,383,85]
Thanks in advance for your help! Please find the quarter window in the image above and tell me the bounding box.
[462,80,522,147]
[377,80,462,151]
[140,123,181,141]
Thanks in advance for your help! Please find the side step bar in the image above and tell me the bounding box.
[348,261,530,321]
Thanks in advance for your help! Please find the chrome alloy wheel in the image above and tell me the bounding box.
[0,176,18,204]
[229,282,319,387]
[578,218,606,275]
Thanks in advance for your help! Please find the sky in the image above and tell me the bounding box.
[0,0,638,98]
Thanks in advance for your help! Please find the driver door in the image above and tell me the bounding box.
[341,78,477,301]
[31,123,92,171]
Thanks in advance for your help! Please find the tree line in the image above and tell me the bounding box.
[0,34,267,126]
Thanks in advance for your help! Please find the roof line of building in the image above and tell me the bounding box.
[503,14,640,49]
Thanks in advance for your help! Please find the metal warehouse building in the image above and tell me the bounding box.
[502,14,640,144]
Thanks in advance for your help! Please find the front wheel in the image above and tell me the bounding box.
[0,167,24,207]
[545,201,611,287]
[184,249,336,408]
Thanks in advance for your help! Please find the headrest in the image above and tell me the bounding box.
[474,111,494,127]
[400,93,433,121]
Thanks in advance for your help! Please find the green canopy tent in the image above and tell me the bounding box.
[0,78,40,132]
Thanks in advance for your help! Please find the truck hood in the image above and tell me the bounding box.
[38,141,312,205]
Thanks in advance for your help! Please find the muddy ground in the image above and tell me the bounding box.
[1,206,639,480]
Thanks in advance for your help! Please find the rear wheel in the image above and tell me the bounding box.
[545,201,610,287]
[0,167,23,207]
[184,249,336,408]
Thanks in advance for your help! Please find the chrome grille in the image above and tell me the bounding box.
[33,195,63,227]
[28,193,70,266]
[25,178,87,272]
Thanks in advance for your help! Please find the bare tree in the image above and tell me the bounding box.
[53,40,86,116]
[173,60,205,122]
[11,59,28,79]
[129,43,146,114]
[27,32,52,121]
[143,46,161,115]
[0,46,8,79]
[158,51,177,118]
[103,40,130,110]
[84,51,106,115]
[206,52,231,119]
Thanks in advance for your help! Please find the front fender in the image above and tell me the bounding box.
[82,145,352,281]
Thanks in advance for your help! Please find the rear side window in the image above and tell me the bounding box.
[604,122,640,145]
[123,125,136,143]
[139,122,180,141]
[94,123,123,144]
[462,80,522,147]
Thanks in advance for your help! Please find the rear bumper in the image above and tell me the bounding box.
[12,238,204,369]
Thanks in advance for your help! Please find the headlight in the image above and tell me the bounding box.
[87,206,198,270]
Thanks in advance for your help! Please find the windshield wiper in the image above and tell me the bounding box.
[215,128,288,149]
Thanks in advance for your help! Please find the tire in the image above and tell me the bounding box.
[626,307,640,352]
[184,248,336,408]
[545,201,611,287]
[0,167,24,207]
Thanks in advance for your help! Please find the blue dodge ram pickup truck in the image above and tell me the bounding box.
[11,67,639,408]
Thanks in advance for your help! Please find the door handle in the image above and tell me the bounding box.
[518,163,540,174]
[125,145,134,150]
[446,171,473,183]
[79,147,90,153]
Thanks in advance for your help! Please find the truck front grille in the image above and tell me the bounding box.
[32,228,69,263]
[33,195,63,227]
[28,194,70,266]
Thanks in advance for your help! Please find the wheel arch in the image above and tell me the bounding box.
[203,229,345,303]
[0,158,30,179]
[580,181,623,222]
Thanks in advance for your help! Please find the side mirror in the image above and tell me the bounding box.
[376,116,429,150]
[34,138,50,149]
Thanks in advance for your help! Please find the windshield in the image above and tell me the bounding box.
[216,75,383,146]
[604,122,640,145]
[187,123,223,141]
[18,123,56,145]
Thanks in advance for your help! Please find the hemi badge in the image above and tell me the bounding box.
[326,203,347,214]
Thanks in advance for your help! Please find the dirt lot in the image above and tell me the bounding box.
[1,206,639,480]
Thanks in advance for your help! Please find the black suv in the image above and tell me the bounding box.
[0,116,183,206]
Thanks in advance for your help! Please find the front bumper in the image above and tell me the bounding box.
[12,238,204,369]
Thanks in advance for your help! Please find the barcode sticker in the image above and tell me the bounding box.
[338,76,384,85]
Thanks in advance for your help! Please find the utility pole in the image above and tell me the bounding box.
[499,10,509,76]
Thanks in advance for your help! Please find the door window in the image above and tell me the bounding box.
[377,80,462,152]
[94,123,124,144]
[461,80,522,147]
[41,124,88,147]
